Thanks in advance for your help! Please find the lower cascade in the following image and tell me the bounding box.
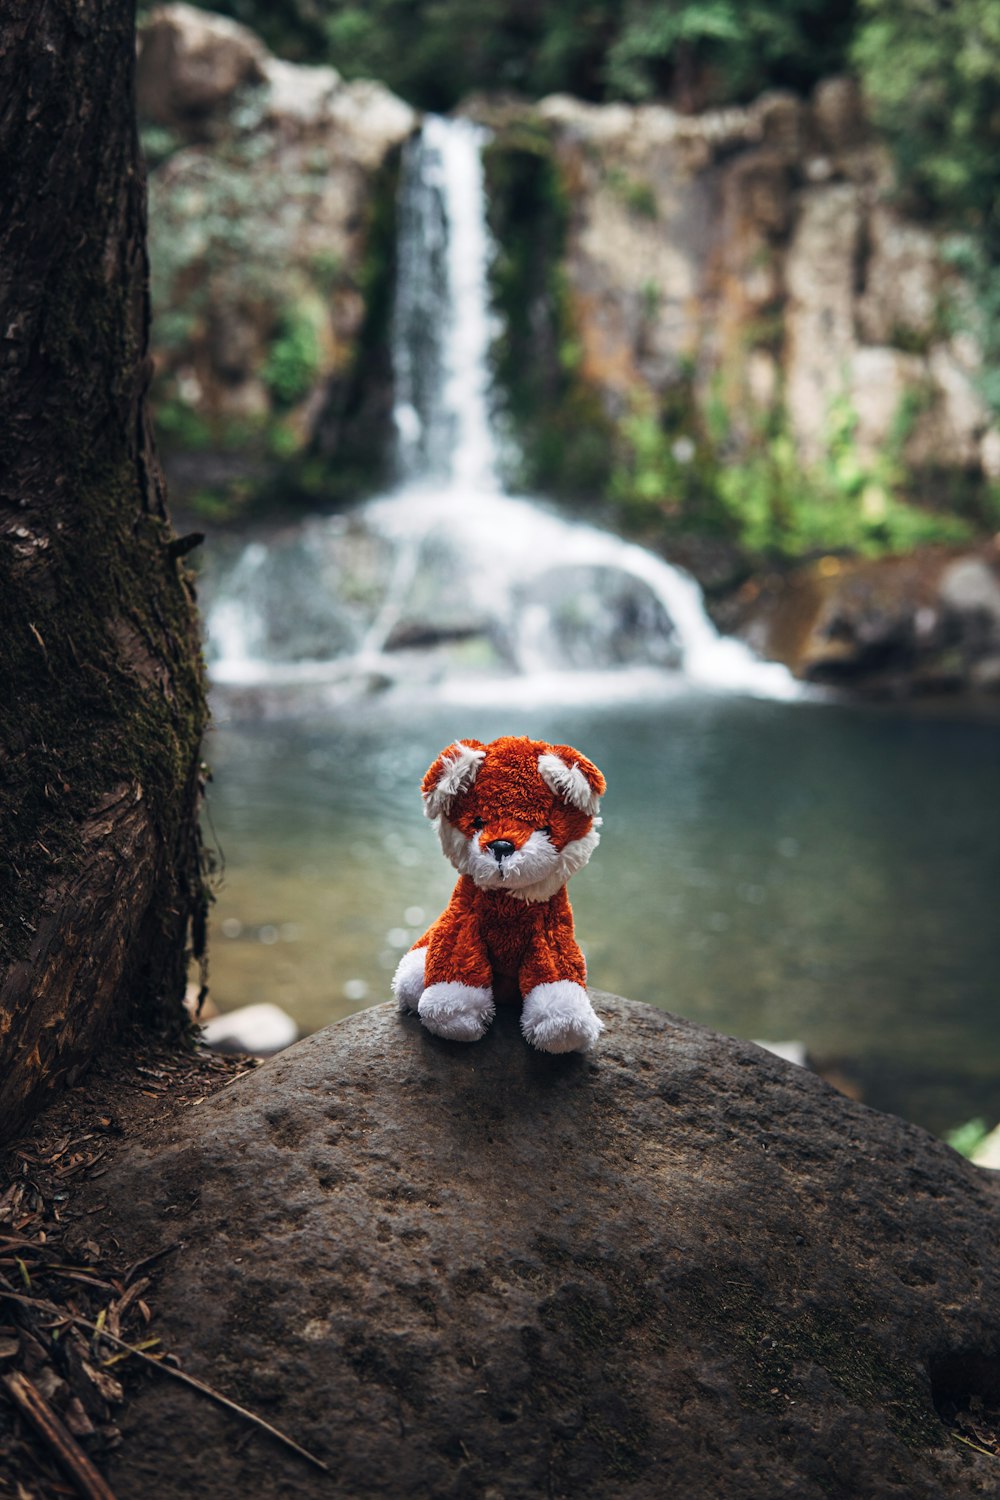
[203,116,797,705]
[205,486,797,703]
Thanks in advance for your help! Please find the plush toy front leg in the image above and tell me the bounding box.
[392,944,428,1014]
[402,915,494,1043]
[519,937,603,1054]
[419,926,494,1042]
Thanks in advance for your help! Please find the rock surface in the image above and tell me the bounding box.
[732,540,1000,694]
[93,995,999,1498]
[476,84,999,487]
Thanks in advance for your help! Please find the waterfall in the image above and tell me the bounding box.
[392,117,501,491]
[204,116,798,705]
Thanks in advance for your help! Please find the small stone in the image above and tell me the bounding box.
[200,1002,299,1056]
[972,1125,1000,1169]
[753,1038,809,1068]
[939,558,1000,624]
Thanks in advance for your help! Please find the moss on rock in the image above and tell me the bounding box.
[483,128,615,501]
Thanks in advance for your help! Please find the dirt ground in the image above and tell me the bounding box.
[0,1034,256,1499]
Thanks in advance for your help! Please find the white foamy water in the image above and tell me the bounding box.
[205,116,798,705]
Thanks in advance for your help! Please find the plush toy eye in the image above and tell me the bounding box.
[472,817,485,830]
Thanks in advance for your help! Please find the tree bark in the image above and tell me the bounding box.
[0,0,209,1139]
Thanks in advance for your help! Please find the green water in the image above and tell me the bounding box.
[202,693,1000,1135]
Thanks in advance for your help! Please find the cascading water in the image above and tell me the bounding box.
[205,116,797,704]
[392,118,502,491]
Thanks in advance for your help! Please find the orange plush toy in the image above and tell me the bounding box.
[393,735,606,1053]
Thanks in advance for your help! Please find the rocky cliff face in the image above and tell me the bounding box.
[477,82,999,499]
[138,4,415,512]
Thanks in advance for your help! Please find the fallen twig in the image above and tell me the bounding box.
[0,1287,329,1474]
[2,1368,118,1500]
[122,1240,183,1286]
[950,1430,998,1459]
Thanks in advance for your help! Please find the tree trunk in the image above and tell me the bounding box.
[0,0,209,1139]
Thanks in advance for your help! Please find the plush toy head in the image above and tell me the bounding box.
[421,735,605,903]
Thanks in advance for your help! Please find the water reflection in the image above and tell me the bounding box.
[202,693,1000,1134]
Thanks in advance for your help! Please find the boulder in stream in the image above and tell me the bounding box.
[731,541,1000,695]
[93,995,999,1498]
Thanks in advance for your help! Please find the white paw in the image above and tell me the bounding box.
[392,947,427,1013]
[418,982,495,1042]
[521,982,603,1054]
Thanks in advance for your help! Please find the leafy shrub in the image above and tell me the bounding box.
[853,0,1000,225]
[183,0,856,112]
[853,0,1000,416]
[262,301,324,408]
[611,388,973,560]
[605,0,856,105]
[945,1117,991,1159]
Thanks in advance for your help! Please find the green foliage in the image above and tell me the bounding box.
[187,0,856,112]
[609,386,973,561]
[714,438,972,559]
[605,168,658,219]
[945,1117,990,1159]
[609,391,714,525]
[139,122,182,168]
[853,0,1000,416]
[154,399,216,451]
[624,181,657,221]
[853,0,1000,225]
[613,396,680,505]
[184,485,249,523]
[262,300,324,408]
[605,0,855,105]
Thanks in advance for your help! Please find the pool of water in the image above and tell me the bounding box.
[201,691,1000,1135]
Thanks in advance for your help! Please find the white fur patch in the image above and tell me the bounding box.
[538,753,601,816]
[520,982,603,1054]
[464,828,559,893]
[423,742,486,819]
[418,982,495,1042]
[435,821,601,902]
[392,946,426,1012]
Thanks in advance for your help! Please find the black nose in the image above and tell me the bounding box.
[487,839,516,860]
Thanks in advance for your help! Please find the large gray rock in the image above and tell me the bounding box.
[98,996,999,1499]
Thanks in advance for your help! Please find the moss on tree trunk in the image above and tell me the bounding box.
[0,0,209,1138]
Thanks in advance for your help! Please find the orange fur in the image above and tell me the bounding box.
[408,735,604,1016]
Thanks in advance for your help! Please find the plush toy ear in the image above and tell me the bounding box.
[422,739,487,819]
[538,744,605,817]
